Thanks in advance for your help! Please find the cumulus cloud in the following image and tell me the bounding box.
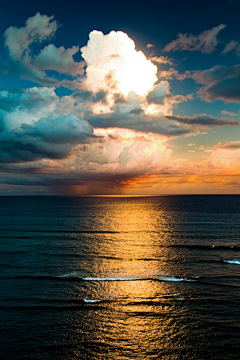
[147,83,168,105]
[85,84,195,136]
[0,87,58,130]
[33,44,84,76]
[2,13,84,88]
[158,68,188,80]
[80,30,157,97]
[191,64,240,102]
[163,24,226,53]
[206,147,240,175]
[0,114,93,163]
[0,112,94,163]
[0,87,94,163]
[4,12,58,61]
[149,56,174,65]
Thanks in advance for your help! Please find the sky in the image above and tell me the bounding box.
[0,0,240,195]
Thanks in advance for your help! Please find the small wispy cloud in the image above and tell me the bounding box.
[214,141,240,149]
[221,110,239,116]
[221,40,239,54]
[163,24,226,53]
[221,39,240,57]
[165,114,239,127]
[149,56,174,65]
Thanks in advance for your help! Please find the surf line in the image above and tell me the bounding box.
[81,276,196,282]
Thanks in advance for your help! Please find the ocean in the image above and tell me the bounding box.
[0,195,240,359]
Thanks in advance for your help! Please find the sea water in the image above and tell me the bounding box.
[0,195,240,359]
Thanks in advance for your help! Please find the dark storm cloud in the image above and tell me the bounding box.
[0,159,177,190]
[0,137,68,163]
[0,113,95,163]
[20,114,94,144]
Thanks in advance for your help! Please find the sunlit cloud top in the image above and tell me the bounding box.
[81,30,158,97]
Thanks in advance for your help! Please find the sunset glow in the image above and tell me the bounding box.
[0,8,239,195]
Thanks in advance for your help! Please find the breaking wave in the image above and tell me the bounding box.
[224,259,240,265]
[82,276,149,281]
[158,277,196,282]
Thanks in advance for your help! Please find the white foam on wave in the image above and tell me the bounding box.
[82,276,147,281]
[60,273,197,282]
[159,277,184,282]
[224,259,240,265]
[158,277,196,282]
[59,272,76,277]
[83,299,101,303]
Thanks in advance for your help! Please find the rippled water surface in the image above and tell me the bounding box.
[0,195,240,359]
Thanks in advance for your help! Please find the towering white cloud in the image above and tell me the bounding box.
[81,30,158,97]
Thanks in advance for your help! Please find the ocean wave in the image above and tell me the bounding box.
[224,259,240,265]
[169,244,240,251]
[175,295,186,301]
[158,277,196,282]
[59,272,77,277]
[82,275,197,282]
[14,275,84,282]
[0,304,103,311]
[82,276,149,281]
[3,229,121,234]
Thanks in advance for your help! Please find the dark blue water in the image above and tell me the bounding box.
[0,195,240,359]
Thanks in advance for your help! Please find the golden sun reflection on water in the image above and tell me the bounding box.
[73,197,193,359]
[77,197,182,279]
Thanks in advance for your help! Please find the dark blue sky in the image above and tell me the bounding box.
[1,0,240,53]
